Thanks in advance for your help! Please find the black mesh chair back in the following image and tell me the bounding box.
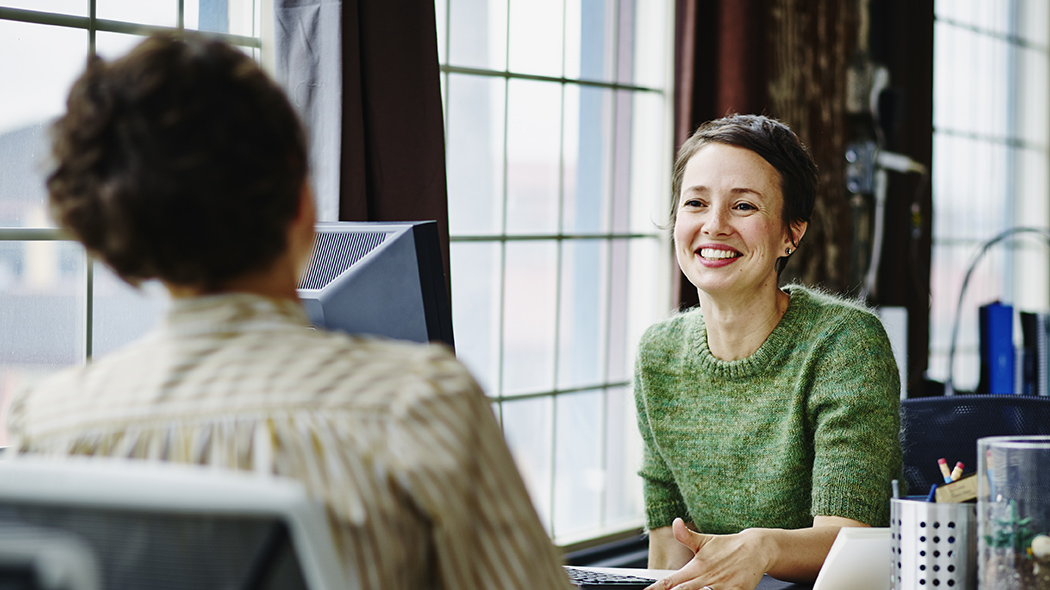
[899,394,1050,496]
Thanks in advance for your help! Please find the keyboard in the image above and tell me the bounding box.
[565,566,656,589]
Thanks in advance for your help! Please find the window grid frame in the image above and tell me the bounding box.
[0,1,264,364]
[438,0,667,543]
[929,0,1050,389]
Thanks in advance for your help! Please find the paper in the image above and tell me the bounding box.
[813,527,891,590]
[934,473,977,503]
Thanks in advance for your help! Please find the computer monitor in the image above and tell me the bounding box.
[297,221,454,350]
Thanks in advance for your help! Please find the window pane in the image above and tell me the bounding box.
[185,0,259,36]
[0,21,85,228]
[558,240,608,389]
[564,0,616,83]
[507,0,563,77]
[610,90,632,232]
[1018,0,1049,44]
[442,0,672,543]
[502,240,557,395]
[446,74,506,235]
[500,396,554,531]
[95,31,149,61]
[929,244,1006,390]
[1016,45,1049,146]
[553,389,603,539]
[435,0,448,64]
[931,135,1010,241]
[562,85,613,234]
[932,23,1010,138]
[629,90,668,233]
[1,1,85,15]
[606,238,629,381]
[935,0,1011,35]
[91,265,168,359]
[612,0,634,85]
[1012,147,1050,312]
[506,79,561,235]
[96,0,178,27]
[0,125,57,230]
[625,237,665,367]
[0,240,86,445]
[448,0,507,71]
[450,241,502,395]
[630,0,667,89]
[603,386,643,527]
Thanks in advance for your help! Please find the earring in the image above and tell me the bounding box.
[785,247,792,256]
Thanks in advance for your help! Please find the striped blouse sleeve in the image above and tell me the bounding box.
[387,367,573,590]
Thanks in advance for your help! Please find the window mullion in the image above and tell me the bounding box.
[84,254,93,362]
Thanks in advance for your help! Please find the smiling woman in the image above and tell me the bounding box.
[673,143,801,314]
[634,114,903,590]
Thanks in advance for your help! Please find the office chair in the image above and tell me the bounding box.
[899,394,1050,495]
[0,457,351,590]
[0,525,101,590]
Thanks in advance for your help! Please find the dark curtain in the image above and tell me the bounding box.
[672,0,933,393]
[673,0,773,311]
[868,0,935,396]
[275,0,451,292]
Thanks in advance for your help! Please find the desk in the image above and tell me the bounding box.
[583,568,812,590]
[758,574,812,589]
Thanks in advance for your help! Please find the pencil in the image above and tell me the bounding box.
[939,458,952,483]
[950,461,964,482]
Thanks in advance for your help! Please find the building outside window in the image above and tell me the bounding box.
[928,0,1050,392]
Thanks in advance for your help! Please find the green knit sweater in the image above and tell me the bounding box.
[634,285,902,533]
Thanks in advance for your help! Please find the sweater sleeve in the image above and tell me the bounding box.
[806,310,902,527]
[634,328,690,530]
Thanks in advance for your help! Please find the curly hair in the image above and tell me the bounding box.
[47,32,308,290]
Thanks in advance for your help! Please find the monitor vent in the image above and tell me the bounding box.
[298,230,388,290]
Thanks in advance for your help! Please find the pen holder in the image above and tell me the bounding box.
[891,498,978,590]
[977,435,1050,590]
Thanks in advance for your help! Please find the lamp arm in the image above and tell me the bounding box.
[945,226,1050,395]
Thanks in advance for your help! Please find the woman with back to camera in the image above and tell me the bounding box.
[8,32,573,590]
[634,114,902,590]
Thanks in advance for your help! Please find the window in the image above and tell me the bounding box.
[0,1,267,445]
[0,1,674,548]
[435,0,673,545]
[928,0,1050,391]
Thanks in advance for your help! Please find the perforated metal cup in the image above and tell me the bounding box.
[891,498,977,590]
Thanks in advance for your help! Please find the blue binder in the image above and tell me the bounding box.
[979,301,1015,394]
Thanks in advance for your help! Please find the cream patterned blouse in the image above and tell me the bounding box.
[8,293,571,590]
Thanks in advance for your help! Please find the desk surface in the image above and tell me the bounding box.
[584,568,812,590]
[758,575,812,590]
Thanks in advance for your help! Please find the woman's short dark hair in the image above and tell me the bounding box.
[47,32,309,290]
[669,114,817,235]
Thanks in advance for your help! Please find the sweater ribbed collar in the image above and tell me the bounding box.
[691,284,809,379]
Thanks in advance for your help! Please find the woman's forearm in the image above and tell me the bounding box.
[646,516,869,590]
[752,516,869,582]
[648,525,696,570]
